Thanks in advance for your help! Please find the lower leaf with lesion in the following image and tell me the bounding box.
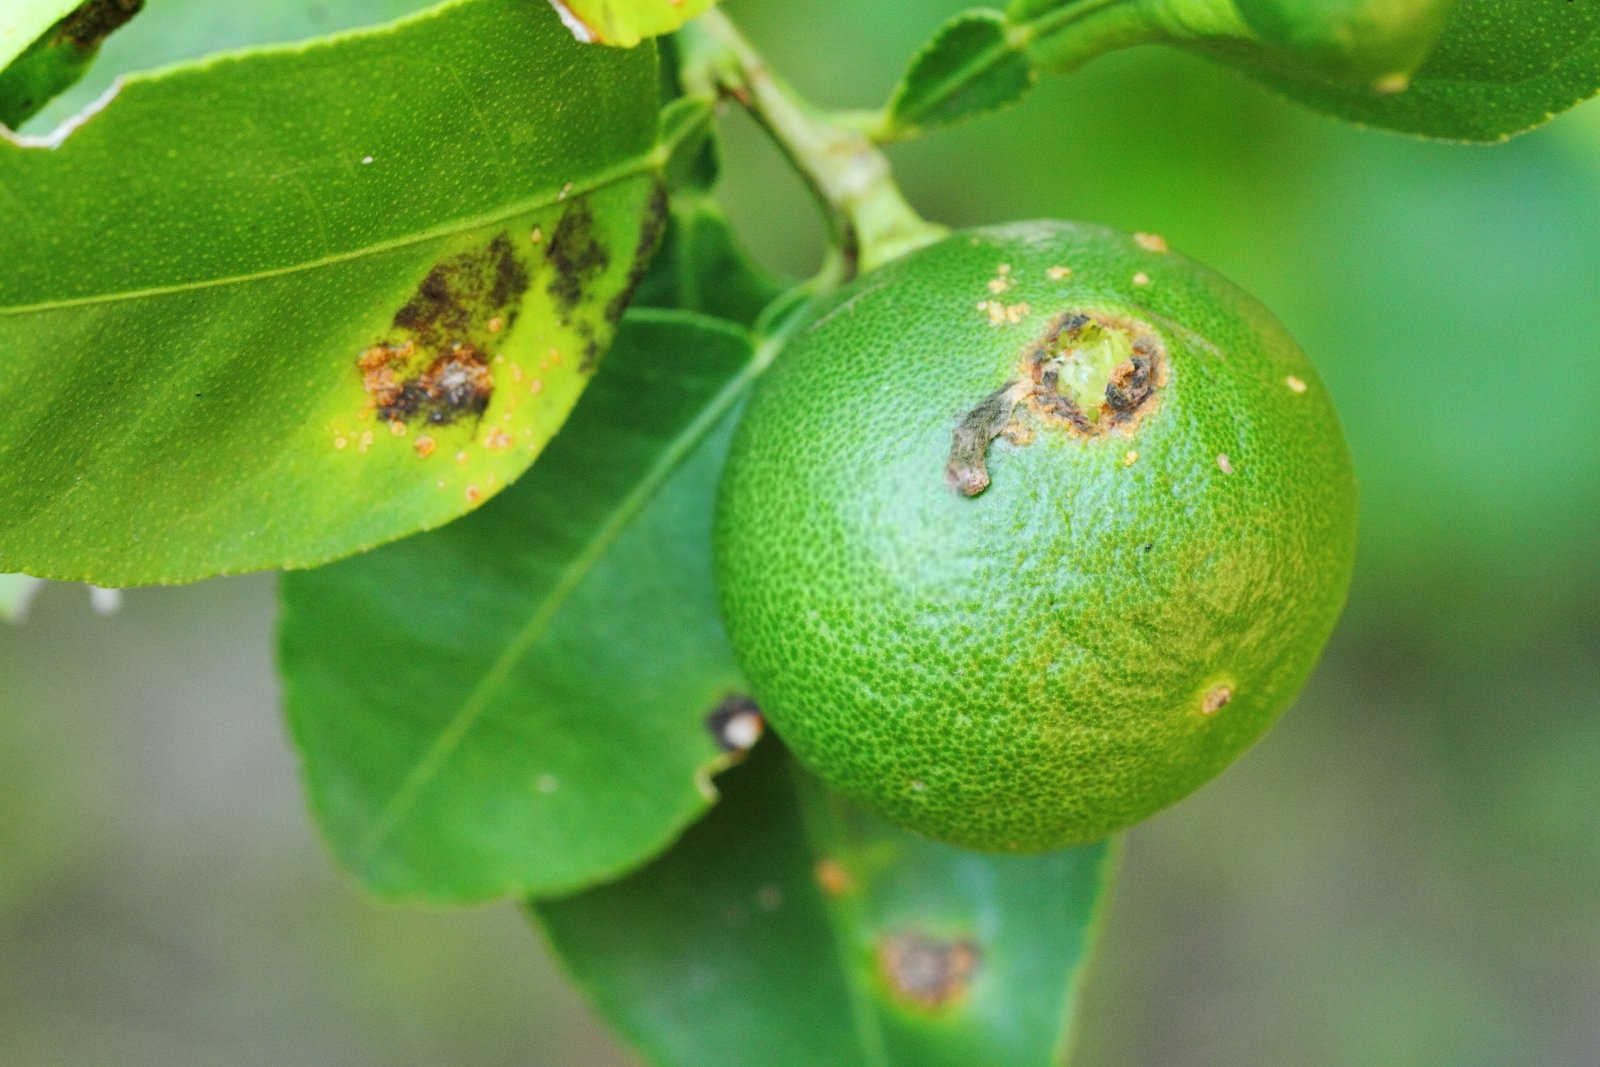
[533,740,1118,1066]
[279,309,764,904]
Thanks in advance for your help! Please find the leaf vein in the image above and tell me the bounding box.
[0,152,662,317]
[353,319,766,871]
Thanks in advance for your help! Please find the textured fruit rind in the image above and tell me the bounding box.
[714,220,1356,851]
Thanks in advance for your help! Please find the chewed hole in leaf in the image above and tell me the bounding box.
[706,694,765,753]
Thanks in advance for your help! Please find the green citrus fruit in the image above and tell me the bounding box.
[713,220,1357,851]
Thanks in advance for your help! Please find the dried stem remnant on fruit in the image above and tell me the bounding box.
[945,382,1025,496]
[946,311,1166,496]
[878,932,982,1010]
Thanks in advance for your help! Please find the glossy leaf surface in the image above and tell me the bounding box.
[536,742,1117,1066]
[551,0,718,47]
[280,310,760,903]
[0,0,662,585]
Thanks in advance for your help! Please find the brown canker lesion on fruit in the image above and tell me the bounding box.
[1201,684,1233,715]
[355,231,532,434]
[946,310,1168,497]
[877,932,982,1011]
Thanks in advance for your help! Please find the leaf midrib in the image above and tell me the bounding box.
[0,151,663,316]
[353,314,768,872]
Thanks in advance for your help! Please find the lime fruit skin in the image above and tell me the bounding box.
[714,220,1357,851]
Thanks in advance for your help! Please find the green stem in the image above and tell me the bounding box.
[679,9,946,279]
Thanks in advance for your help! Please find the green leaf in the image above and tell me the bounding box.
[881,0,1597,143]
[0,0,665,586]
[1007,0,1456,88]
[0,1,142,128]
[632,193,788,326]
[0,574,44,622]
[535,742,1118,1066]
[551,0,719,48]
[1228,0,1600,141]
[882,9,1035,139]
[279,309,764,904]
[24,0,443,133]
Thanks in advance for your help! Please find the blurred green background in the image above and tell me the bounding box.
[3,1,1597,1063]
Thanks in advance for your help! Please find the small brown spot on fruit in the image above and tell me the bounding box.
[986,276,1011,294]
[1217,453,1234,475]
[814,859,854,897]
[1134,232,1169,253]
[706,695,764,753]
[1132,271,1151,287]
[413,435,437,458]
[1285,375,1307,394]
[1047,265,1072,280]
[878,933,981,1011]
[1202,685,1233,715]
[1124,450,1139,466]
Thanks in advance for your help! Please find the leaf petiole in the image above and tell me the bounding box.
[677,8,945,280]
